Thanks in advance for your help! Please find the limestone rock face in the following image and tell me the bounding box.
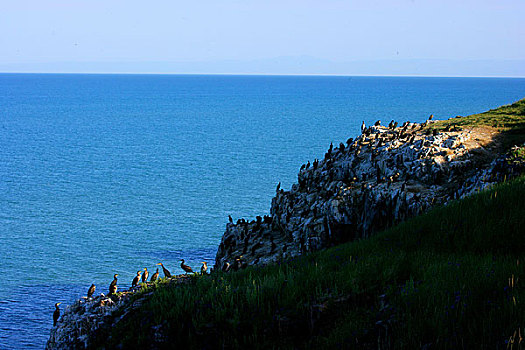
[215,124,525,270]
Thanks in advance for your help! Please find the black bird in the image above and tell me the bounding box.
[232,256,242,271]
[428,114,433,120]
[132,271,142,287]
[200,262,208,274]
[142,268,149,283]
[180,259,193,274]
[276,182,281,192]
[109,274,118,295]
[150,268,159,282]
[157,263,171,278]
[53,303,61,326]
[228,215,233,223]
[87,284,96,298]
[361,121,366,133]
[374,120,381,126]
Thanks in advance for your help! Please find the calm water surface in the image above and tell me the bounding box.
[1,74,524,349]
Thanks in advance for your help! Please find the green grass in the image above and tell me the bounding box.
[97,175,525,350]
[431,97,525,150]
[434,98,525,131]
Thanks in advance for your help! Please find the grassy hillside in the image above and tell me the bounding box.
[98,174,525,350]
[432,98,525,150]
[438,98,525,130]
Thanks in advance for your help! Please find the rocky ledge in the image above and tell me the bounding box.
[46,276,192,350]
[215,121,525,270]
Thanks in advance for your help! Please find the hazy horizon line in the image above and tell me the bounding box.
[1,57,524,78]
[1,72,524,79]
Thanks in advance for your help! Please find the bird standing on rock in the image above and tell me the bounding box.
[200,262,208,275]
[228,215,233,223]
[132,271,142,287]
[150,268,159,282]
[361,121,366,134]
[233,256,247,271]
[180,259,193,274]
[142,268,149,283]
[53,302,61,326]
[109,274,118,295]
[157,263,171,278]
[87,284,96,298]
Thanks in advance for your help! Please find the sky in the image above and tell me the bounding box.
[0,0,524,76]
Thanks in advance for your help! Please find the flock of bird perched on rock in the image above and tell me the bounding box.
[216,114,461,268]
[53,259,208,326]
[53,115,443,326]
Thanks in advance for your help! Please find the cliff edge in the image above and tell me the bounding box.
[47,99,525,349]
[215,103,525,270]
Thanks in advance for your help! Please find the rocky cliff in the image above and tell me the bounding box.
[215,121,524,270]
[47,112,525,349]
[46,276,192,350]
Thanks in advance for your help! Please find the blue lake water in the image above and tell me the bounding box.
[1,74,524,349]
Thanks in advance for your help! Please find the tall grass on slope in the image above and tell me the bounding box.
[103,176,525,350]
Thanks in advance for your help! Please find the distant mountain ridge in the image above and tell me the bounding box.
[2,57,525,77]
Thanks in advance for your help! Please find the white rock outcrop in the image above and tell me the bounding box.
[215,124,524,270]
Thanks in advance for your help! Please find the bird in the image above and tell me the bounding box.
[233,256,247,270]
[157,263,171,278]
[109,274,118,295]
[87,284,96,298]
[109,284,117,295]
[361,121,366,133]
[374,120,381,126]
[53,303,61,326]
[180,259,193,274]
[142,268,149,283]
[428,114,433,121]
[232,256,242,271]
[132,271,142,287]
[200,262,208,275]
[228,215,233,224]
[150,268,159,282]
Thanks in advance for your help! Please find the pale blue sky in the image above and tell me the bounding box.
[1,0,524,75]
